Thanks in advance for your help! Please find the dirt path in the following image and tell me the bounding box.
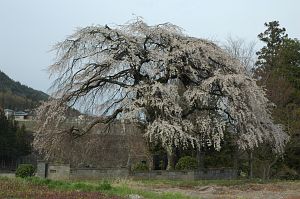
[132,181,300,199]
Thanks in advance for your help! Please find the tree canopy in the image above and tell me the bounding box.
[255,21,300,176]
[0,108,31,163]
[34,20,289,159]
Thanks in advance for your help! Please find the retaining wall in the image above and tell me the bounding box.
[36,162,237,180]
[47,163,70,180]
[70,168,129,180]
[131,168,237,180]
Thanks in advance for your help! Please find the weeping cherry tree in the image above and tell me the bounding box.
[34,19,289,169]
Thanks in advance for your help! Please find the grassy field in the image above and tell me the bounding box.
[0,176,299,199]
[0,176,193,199]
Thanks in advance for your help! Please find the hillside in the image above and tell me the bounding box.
[0,70,48,110]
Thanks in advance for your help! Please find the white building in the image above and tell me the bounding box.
[4,109,30,121]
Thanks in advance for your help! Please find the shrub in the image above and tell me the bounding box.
[97,180,112,190]
[175,156,198,170]
[276,166,299,180]
[133,162,149,172]
[15,164,35,178]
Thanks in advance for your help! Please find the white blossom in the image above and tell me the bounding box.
[35,19,289,158]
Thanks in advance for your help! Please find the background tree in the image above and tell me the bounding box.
[255,21,288,83]
[35,19,288,169]
[254,21,300,179]
[222,36,258,176]
[223,35,256,74]
[0,107,31,169]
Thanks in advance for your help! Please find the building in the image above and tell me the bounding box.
[4,109,14,118]
[14,111,29,121]
[4,109,31,121]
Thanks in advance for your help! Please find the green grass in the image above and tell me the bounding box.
[105,185,194,199]
[14,177,195,199]
[25,177,112,192]
[3,176,298,199]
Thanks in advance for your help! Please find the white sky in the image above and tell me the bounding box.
[0,0,299,92]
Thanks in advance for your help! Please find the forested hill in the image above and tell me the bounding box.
[0,70,48,110]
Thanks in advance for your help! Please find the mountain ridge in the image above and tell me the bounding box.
[0,70,48,110]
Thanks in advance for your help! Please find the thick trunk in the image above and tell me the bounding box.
[166,147,175,170]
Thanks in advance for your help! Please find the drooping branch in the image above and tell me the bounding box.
[66,108,123,138]
[35,19,289,160]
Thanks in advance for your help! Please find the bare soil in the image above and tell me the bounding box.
[133,181,300,199]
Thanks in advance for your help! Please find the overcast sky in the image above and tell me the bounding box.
[0,0,299,92]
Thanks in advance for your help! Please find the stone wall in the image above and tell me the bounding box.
[194,168,237,180]
[131,168,237,180]
[36,161,47,178]
[131,170,195,180]
[47,163,70,180]
[70,168,129,180]
[36,162,237,180]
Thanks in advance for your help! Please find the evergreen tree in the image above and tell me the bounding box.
[0,108,31,168]
[256,21,288,72]
[254,21,300,178]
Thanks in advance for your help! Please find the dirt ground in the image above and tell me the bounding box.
[133,181,300,199]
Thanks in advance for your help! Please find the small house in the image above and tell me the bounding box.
[14,111,29,121]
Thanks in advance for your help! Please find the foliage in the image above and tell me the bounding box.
[133,162,149,171]
[0,108,31,163]
[15,164,35,178]
[0,70,48,110]
[201,131,238,168]
[175,156,197,170]
[35,19,288,163]
[275,165,299,180]
[254,21,300,178]
[255,21,288,71]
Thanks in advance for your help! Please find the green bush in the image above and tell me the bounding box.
[15,164,35,178]
[97,180,112,190]
[133,162,149,172]
[276,166,299,180]
[175,156,198,170]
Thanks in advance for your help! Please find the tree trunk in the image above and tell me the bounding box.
[248,151,253,179]
[265,157,278,180]
[233,147,240,171]
[262,165,266,180]
[266,164,271,180]
[166,147,175,170]
[126,153,132,172]
[196,150,205,169]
